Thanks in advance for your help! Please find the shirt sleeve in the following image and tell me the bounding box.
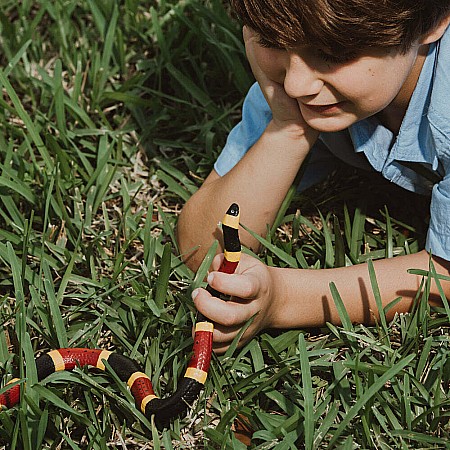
[426,175,450,261]
[214,82,272,176]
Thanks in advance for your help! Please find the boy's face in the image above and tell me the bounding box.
[252,36,425,132]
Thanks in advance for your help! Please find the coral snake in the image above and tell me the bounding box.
[0,204,241,423]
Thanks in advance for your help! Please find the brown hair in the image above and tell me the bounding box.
[229,0,450,53]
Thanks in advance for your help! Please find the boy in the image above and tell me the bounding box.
[177,0,450,353]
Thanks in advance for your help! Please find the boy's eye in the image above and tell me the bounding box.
[254,36,357,64]
[316,48,357,64]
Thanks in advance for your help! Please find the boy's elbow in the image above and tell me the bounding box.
[176,202,199,268]
[177,195,214,272]
[176,171,228,270]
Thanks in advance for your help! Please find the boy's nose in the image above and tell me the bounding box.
[283,53,324,99]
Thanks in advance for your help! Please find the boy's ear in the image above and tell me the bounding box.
[420,14,450,44]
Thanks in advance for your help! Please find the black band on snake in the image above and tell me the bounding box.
[0,204,241,424]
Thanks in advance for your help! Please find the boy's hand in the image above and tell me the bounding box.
[192,253,278,353]
[243,26,316,139]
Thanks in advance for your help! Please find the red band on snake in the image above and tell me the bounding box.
[0,204,241,424]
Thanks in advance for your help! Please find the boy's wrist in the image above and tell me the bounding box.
[266,265,298,329]
[266,119,319,145]
[267,265,323,330]
[253,122,316,167]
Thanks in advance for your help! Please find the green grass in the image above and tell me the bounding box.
[0,1,449,448]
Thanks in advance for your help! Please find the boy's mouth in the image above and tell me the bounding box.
[301,101,346,115]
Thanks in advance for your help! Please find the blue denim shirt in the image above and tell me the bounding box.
[215,27,450,261]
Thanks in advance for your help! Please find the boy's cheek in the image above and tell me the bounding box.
[252,46,286,83]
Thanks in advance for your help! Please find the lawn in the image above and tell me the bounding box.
[0,1,449,448]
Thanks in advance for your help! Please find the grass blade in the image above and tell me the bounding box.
[328,354,415,448]
[299,334,314,450]
[0,70,53,171]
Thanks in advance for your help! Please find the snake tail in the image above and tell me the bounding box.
[0,204,241,424]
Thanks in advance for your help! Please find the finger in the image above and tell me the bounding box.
[193,306,252,353]
[190,323,241,348]
[207,271,260,300]
[192,287,257,328]
[212,345,228,355]
[212,325,241,346]
[213,342,239,355]
[212,320,256,343]
[210,253,224,272]
[212,326,253,354]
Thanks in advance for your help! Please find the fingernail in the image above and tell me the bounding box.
[191,288,199,300]
[207,273,214,284]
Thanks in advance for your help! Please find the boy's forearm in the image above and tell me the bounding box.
[177,121,316,270]
[267,250,450,329]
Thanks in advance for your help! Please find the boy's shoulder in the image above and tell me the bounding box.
[428,25,450,136]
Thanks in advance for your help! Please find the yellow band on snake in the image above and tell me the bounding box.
[222,214,239,229]
[140,394,158,413]
[195,322,214,333]
[224,250,241,262]
[185,367,208,384]
[48,350,65,372]
[96,350,112,370]
[127,371,150,388]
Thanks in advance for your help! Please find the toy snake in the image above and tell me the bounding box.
[0,204,241,423]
